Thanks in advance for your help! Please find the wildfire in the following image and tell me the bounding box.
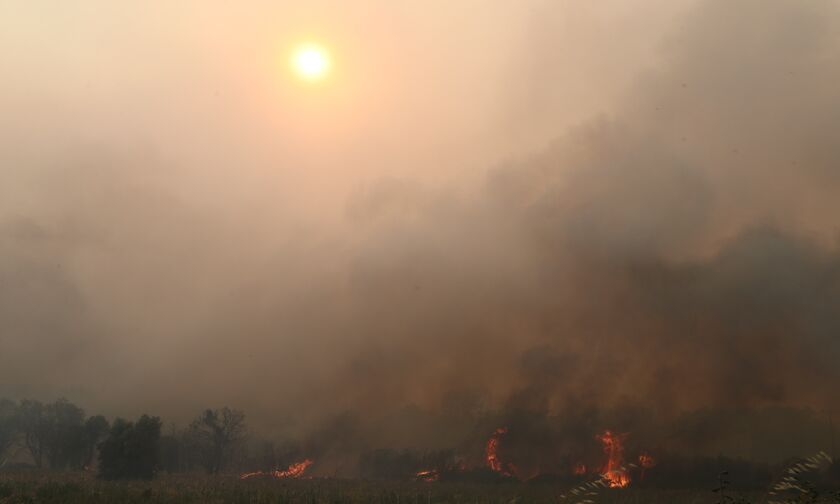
[240,459,314,480]
[638,453,656,469]
[486,427,517,477]
[415,469,440,482]
[638,452,656,480]
[596,430,630,488]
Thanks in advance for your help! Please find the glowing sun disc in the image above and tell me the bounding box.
[291,44,330,81]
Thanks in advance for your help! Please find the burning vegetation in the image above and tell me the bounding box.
[638,452,656,480]
[595,430,630,488]
[239,459,314,480]
[6,396,838,496]
[403,427,657,488]
[485,427,517,478]
[414,469,440,482]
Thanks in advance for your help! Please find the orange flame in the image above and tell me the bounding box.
[240,459,314,480]
[573,462,587,475]
[596,430,629,488]
[486,427,516,477]
[638,452,656,480]
[638,453,655,469]
[415,469,440,482]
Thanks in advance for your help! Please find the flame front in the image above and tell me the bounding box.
[240,459,314,480]
[485,427,506,472]
[596,430,629,488]
[486,427,516,477]
[275,459,314,478]
[415,469,440,482]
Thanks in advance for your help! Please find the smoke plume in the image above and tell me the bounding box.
[2,0,839,469]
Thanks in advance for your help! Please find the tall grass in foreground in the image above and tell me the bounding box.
[767,451,837,504]
[0,452,836,504]
[0,473,763,504]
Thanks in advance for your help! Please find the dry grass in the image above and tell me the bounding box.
[0,471,767,504]
[1,451,836,504]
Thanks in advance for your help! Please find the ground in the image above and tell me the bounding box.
[0,472,765,504]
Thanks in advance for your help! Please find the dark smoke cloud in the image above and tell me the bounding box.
[2,0,840,469]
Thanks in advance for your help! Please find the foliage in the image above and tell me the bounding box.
[98,415,162,480]
[17,399,48,468]
[158,432,185,474]
[12,398,108,470]
[0,399,17,466]
[42,399,86,470]
[81,415,110,468]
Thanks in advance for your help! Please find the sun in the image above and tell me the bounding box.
[291,43,331,82]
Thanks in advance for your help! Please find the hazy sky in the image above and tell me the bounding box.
[2,0,840,463]
[1,1,694,202]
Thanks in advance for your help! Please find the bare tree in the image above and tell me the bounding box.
[0,399,18,467]
[15,398,100,470]
[17,399,47,468]
[187,407,246,474]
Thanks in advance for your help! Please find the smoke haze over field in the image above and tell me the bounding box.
[2,0,840,466]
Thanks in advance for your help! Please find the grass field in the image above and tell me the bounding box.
[0,472,765,504]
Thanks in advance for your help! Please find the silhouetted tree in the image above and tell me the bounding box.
[0,399,18,467]
[158,433,182,473]
[17,399,48,468]
[43,398,86,469]
[98,415,162,480]
[187,407,246,474]
[14,398,108,470]
[159,425,191,473]
[81,415,109,469]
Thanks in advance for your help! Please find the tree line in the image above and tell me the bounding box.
[0,398,247,480]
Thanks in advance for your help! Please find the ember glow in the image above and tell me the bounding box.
[239,459,314,480]
[573,462,587,476]
[638,452,656,480]
[485,427,516,477]
[415,469,440,482]
[596,430,630,488]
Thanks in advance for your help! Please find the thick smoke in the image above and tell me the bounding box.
[2,0,840,470]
